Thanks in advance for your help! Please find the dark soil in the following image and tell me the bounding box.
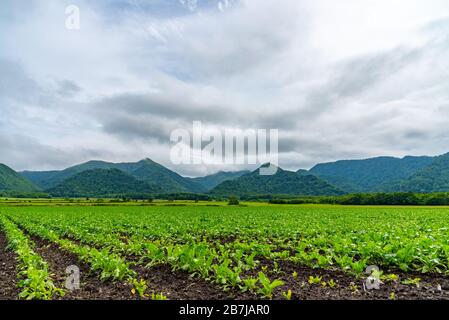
[30,235,136,300]
[29,234,254,300]
[37,231,255,300]
[132,263,256,300]
[205,236,449,300]
[6,229,449,300]
[0,233,19,300]
[267,260,449,300]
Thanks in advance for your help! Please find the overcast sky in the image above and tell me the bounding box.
[2,0,449,176]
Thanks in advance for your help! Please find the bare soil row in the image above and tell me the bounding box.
[1,230,449,300]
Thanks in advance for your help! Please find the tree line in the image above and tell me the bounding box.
[269,192,449,206]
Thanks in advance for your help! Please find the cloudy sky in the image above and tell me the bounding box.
[2,0,449,176]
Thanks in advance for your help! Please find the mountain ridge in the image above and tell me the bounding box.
[13,151,449,197]
[47,168,162,198]
[21,158,206,193]
[380,153,449,193]
[211,165,344,196]
[188,170,250,191]
[310,155,434,193]
[0,163,39,193]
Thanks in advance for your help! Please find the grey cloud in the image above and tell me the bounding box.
[94,93,232,123]
[0,134,71,171]
[0,59,41,104]
[302,46,426,117]
[2,0,449,174]
[101,115,173,143]
[253,111,299,131]
[331,47,424,98]
[0,132,123,171]
[402,130,431,141]
[56,80,82,98]
[0,0,38,24]
[278,136,334,154]
[93,90,299,142]
[126,1,305,82]
[0,59,77,110]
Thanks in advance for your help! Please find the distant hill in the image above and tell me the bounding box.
[210,164,344,196]
[22,159,206,193]
[126,159,205,193]
[382,153,449,193]
[47,168,161,198]
[21,161,117,190]
[17,151,449,197]
[188,170,250,191]
[20,170,61,190]
[310,156,433,193]
[0,164,39,193]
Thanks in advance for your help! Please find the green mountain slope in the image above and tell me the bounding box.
[126,159,205,193]
[20,170,61,189]
[21,161,119,190]
[382,153,449,193]
[210,164,343,196]
[47,169,161,198]
[22,159,206,193]
[0,164,39,193]
[310,156,433,193]
[188,170,250,191]
[20,152,449,196]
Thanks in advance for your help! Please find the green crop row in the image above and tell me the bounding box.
[0,214,63,300]
[6,214,169,300]
[9,205,449,275]
[11,216,284,298]
[4,204,449,300]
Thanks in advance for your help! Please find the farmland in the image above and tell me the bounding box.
[1,200,449,300]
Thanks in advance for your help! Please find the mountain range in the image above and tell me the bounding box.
[1,152,449,198]
[309,155,435,193]
[188,170,250,191]
[47,169,162,198]
[21,159,205,193]
[211,164,343,196]
[0,164,39,193]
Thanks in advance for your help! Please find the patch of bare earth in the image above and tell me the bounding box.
[29,234,252,300]
[30,235,136,300]
[132,263,256,300]
[266,260,449,300]
[20,230,449,300]
[0,232,19,300]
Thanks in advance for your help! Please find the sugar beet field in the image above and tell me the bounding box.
[1,202,449,300]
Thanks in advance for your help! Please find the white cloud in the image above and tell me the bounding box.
[179,0,198,12]
[1,0,449,175]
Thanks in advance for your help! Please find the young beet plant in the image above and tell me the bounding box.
[8,216,154,299]
[131,278,148,298]
[257,272,284,299]
[212,259,242,290]
[282,289,292,300]
[308,275,322,285]
[241,277,258,293]
[0,215,64,300]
